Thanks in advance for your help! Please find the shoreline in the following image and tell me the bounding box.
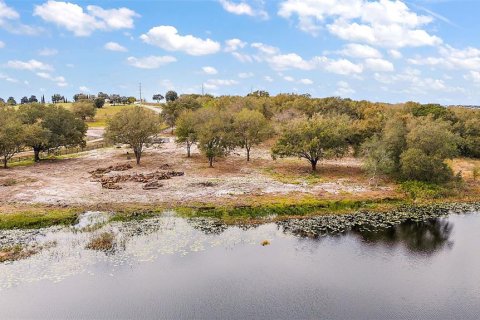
[1,196,479,230]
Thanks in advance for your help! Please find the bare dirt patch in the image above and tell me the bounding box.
[0,139,398,207]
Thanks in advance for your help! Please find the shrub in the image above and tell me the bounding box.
[86,232,115,251]
[400,181,447,200]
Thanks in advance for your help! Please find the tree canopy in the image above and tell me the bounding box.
[272,114,352,171]
[105,106,162,164]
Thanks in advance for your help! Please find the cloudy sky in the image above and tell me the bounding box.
[0,0,479,104]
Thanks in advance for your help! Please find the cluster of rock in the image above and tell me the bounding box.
[89,163,184,190]
[89,164,133,179]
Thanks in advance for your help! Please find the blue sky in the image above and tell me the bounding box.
[1,0,480,104]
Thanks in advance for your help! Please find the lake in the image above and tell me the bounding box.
[1,212,479,319]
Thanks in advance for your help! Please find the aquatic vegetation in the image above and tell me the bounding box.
[176,198,399,224]
[261,240,270,246]
[278,202,480,239]
[86,232,115,252]
[0,241,56,263]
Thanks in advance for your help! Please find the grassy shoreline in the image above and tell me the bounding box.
[1,194,479,230]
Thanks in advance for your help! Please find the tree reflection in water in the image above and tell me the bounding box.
[350,218,453,255]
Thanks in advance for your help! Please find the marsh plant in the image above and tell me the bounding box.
[86,232,116,252]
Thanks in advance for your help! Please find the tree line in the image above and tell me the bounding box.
[157,93,480,185]
[0,103,87,167]
[3,92,480,188]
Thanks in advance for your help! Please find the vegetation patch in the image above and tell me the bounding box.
[400,180,464,201]
[263,166,326,185]
[0,208,79,230]
[86,232,115,252]
[0,241,56,263]
[176,198,401,224]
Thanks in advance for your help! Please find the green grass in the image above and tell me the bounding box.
[8,153,83,168]
[0,209,80,230]
[109,207,164,222]
[86,105,136,128]
[176,198,401,224]
[263,167,326,185]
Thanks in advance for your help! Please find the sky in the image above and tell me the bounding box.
[0,0,480,104]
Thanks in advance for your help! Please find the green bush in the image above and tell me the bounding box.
[400,148,453,183]
[400,181,448,200]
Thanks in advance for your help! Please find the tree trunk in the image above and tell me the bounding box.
[34,148,41,162]
[209,157,214,168]
[3,157,7,169]
[187,143,191,158]
[310,159,318,172]
[134,150,141,165]
[246,147,251,162]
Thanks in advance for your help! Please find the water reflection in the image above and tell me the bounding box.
[186,215,455,255]
[350,218,453,254]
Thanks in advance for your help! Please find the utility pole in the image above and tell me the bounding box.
[139,82,142,103]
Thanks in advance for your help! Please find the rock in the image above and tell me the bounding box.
[101,182,122,190]
[143,181,163,190]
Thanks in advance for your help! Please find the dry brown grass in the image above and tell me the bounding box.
[86,232,115,251]
[449,158,480,181]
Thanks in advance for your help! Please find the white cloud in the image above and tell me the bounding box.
[231,52,254,63]
[251,42,279,55]
[126,56,177,69]
[0,73,18,83]
[264,76,273,82]
[219,0,268,19]
[335,81,355,96]
[299,78,313,85]
[208,79,238,85]
[6,59,52,71]
[34,1,139,36]
[278,0,442,48]
[283,76,295,82]
[268,53,316,71]
[364,58,394,72]
[225,38,247,52]
[322,58,364,75]
[465,71,480,83]
[0,1,42,35]
[202,66,218,75]
[141,26,221,56]
[374,67,464,94]
[339,43,382,59]
[0,1,19,22]
[38,48,58,56]
[409,45,480,71]
[87,5,138,29]
[204,78,239,90]
[328,19,441,48]
[36,72,68,87]
[104,41,127,52]
[238,72,254,78]
[0,40,4,48]
[389,49,402,59]
[79,86,89,92]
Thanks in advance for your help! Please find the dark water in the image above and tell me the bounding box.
[1,213,480,319]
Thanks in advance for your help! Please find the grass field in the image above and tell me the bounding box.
[86,105,136,127]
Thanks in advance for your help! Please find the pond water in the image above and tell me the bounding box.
[1,212,480,319]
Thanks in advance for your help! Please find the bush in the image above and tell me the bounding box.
[400,148,453,183]
[400,181,447,200]
[86,232,115,251]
